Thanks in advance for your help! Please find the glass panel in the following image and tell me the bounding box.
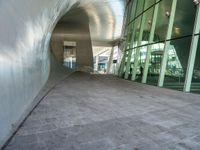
[135,7,154,82]
[172,0,196,38]
[145,0,156,10]
[126,1,132,24]
[135,0,145,18]
[154,0,173,42]
[142,7,154,45]
[122,50,130,77]
[135,45,148,82]
[163,37,192,91]
[146,42,165,86]
[129,48,137,79]
[129,0,137,22]
[191,36,200,94]
[134,7,154,82]
[133,16,142,47]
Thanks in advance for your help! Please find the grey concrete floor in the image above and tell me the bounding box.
[3,72,200,150]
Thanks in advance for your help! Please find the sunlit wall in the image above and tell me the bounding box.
[0,0,78,148]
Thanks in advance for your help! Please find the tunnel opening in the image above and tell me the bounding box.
[49,5,124,75]
[2,0,200,149]
[0,0,125,148]
[50,7,94,73]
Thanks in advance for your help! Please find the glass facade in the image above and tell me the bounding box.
[192,37,200,94]
[119,0,200,93]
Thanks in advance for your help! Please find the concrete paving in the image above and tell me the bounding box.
[3,72,200,150]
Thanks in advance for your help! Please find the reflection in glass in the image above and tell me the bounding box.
[120,0,200,94]
[154,0,173,42]
[163,37,192,91]
[172,0,196,38]
[192,36,200,94]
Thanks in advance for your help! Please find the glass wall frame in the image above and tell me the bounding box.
[119,0,200,93]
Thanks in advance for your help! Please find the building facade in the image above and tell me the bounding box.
[119,0,200,93]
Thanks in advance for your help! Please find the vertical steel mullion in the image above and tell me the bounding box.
[118,2,132,76]
[118,50,126,76]
[184,3,200,92]
[124,0,139,79]
[131,0,148,81]
[119,26,131,76]
[124,25,137,79]
[158,0,177,87]
[126,0,133,24]
[142,0,160,83]
[128,0,135,22]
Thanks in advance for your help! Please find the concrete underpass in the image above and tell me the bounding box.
[1,0,200,150]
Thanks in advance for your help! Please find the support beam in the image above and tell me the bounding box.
[142,0,160,83]
[124,33,135,79]
[119,33,131,77]
[184,3,200,92]
[131,0,148,81]
[118,2,133,77]
[122,0,138,79]
[118,49,126,77]
[158,0,177,87]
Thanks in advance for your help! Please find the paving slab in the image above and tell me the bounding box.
[3,72,200,150]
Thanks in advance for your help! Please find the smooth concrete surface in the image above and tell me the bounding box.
[0,0,124,147]
[51,21,93,71]
[0,0,77,147]
[3,72,200,150]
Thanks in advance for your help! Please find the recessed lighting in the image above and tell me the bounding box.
[148,20,152,25]
[165,11,170,17]
[174,27,181,35]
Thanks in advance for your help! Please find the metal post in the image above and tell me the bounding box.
[118,2,133,77]
[142,0,160,83]
[118,50,126,76]
[158,0,177,87]
[131,0,148,81]
[123,0,139,79]
[124,31,135,79]
[184,3,200,92]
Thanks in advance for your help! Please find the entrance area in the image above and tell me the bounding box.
[63,41,77,69]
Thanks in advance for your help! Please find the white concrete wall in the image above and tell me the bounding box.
[51,22,94,72]
[0,0,79,148]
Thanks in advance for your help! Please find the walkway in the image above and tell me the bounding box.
[4,72,200,150]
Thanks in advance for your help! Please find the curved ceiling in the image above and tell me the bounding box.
[0,0,126,147]
[59,0,126,46]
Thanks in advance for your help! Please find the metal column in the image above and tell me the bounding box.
[124,30,136,79]
[158,0,177,87]
[131,0,148,81]
[118,2,133,77]
[124,0,139,79]
[142,0,160,83]
[118,50,126,77]
[184,3,200,92]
